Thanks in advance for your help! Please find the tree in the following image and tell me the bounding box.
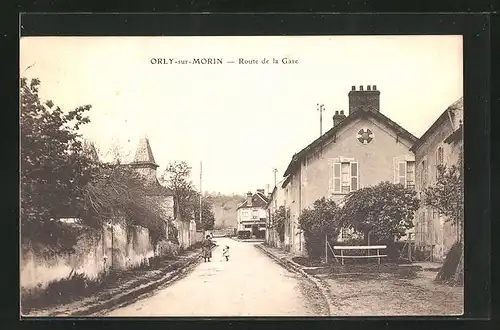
[193,197,216,231]
[20,77,98,252]
[336,182,419,245]
[82,163,175,247]
[271,206,289,243]
[423,148,464,284]
[162,161,197,222]
[299,197,340,260]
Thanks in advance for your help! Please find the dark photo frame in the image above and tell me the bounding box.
[13,12,492,330]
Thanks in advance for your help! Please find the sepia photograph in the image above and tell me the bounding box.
[20,35,464,317]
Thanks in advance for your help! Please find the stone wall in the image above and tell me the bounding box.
[175,220,198,249]
[20,222,156,291]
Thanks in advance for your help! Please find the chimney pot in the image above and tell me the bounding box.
[351,86,356,91]
[348,85,380,114]
[335,110,339,115]
[247,192,253,206]
[340,110,344,115]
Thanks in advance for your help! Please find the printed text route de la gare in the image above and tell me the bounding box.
[150,57,299,65]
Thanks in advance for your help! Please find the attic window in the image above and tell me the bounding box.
[357,128,374,144]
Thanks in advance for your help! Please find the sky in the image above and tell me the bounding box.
[20,36,463,195]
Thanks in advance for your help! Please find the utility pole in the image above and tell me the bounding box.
[317,103,325,136]
[273,168,278,187]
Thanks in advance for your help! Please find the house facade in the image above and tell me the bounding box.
[282,85,418,255]
[265,178,287,248]
[410,97,463,262]
[237,190,269,238]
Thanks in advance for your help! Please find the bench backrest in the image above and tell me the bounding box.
[333,245,387,250]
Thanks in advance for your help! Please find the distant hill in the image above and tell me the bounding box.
[204,193,245,229]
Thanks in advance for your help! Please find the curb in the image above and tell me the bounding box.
[45,250,208,316]
[255,244,335,316]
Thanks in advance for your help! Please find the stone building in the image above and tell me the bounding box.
[410,97,463,262]
[129,136,197,249]
[265,178,287,248]
[281,85,418,255]
[129,136,176,219]
[236,190,269,238]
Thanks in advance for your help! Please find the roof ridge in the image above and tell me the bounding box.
[283,110,417,176]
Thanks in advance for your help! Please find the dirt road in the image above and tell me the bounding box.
[104,238,326,317]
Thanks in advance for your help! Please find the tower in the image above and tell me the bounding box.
[129,136,159,186]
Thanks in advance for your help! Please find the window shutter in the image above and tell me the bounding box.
[393,157,399,183]
[328,159,333,194]
[350,162,359,191]
[333,163,341,193]
[398,161,407,187]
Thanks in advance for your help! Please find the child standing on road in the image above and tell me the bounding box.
[222,246,230,261]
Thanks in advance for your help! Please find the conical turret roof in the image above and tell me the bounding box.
[132,136,158,168]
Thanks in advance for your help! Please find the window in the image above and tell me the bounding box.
[436,147,444,165]
[394,161,415,189]
[244,225,252,229]
[332,161,359,194]
[252,210,258,219]
[341,163,350,193]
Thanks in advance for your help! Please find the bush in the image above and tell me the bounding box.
[156,239,179,259]
[237,231,250,239]
[271,206,288,243]
[337,182,419,243]
[299,197,340,260]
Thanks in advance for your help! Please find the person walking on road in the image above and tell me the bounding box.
[202,235,213,262]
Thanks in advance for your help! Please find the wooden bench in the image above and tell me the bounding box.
[333,245,388,265]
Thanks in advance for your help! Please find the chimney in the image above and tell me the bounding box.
[348,84,380,114]
[247,191,253,207]
[333,110,347,127]
[257,189,265,195]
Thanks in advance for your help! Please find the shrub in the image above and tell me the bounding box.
[156,239,179,259]
[299,197,340,260]
[337,181,420,243]
[271,206,288,243]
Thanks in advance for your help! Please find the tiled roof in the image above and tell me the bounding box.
[132,137,158,167]
[410,97,463,152]
[237,192,269,209]
[283,109,418,176]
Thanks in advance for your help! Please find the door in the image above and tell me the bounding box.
[252,224,259,237]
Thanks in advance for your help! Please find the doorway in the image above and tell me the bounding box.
[252,224,259,237]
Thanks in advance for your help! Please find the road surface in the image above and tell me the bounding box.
[105,238,327,317]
